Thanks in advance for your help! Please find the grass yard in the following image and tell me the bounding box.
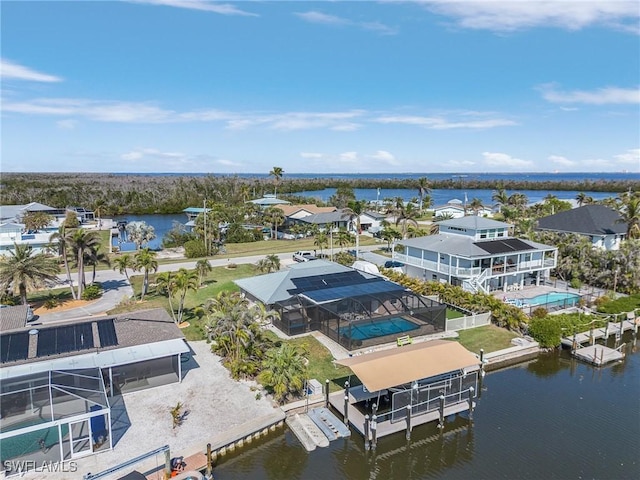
[454,324,518,355]
[446,308,465,319]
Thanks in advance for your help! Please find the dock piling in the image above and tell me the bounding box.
[371,414,378,450]
[205,443,213,480]
[325,379,330,408]
[438,395,445,429]
[405,405,412,440]
[164,449,171,480]
[468,387,475,420]
[343,394,349,427]
[364,415,370,450]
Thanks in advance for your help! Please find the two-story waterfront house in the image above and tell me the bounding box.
[393,217,557,293]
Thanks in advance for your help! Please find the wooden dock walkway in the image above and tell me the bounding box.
[560,319,636,348]
[573,344,625,366]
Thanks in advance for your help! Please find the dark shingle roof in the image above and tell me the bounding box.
[536,205,627,236]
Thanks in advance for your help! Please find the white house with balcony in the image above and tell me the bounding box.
[392,216,557,293]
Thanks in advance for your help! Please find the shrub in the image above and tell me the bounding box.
[183,240,207,258]
[81,284,102,300]
[528,317,563,348]
[531,307,548,319]
[569,278,582,289]
[44,295,60,309]
[596,293,640,315]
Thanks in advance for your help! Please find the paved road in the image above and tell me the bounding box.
[34,245,389,323]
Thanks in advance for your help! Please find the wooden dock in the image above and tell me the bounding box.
[560,319,636,348]
[573,344,625,366]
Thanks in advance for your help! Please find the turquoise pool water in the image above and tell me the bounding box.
[340,317,419,341]
[526,292,580,307]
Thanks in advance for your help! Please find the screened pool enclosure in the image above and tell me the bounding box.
[270,271,446,350]
[0,368,111,474]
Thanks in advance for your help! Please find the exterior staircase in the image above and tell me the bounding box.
[464,268,489,294]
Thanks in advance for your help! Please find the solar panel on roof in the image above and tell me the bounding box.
[302,281,406,303]
[97,319,118,347]
[475,238,533,255]
[289,271,374,295]
[36,323,94,357]
[0,332,30,363]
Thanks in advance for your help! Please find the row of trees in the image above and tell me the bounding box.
[3,171,636,217]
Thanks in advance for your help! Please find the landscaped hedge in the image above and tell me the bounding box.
[596,293,640,315]
[528,313,608,348]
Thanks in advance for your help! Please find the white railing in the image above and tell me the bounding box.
[446,312,492,331]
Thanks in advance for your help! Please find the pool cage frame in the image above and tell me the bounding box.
[0,368,112,474]
[272,289,446,350]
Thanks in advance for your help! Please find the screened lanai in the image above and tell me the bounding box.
[0,368,111,474]
[271,271,446,350]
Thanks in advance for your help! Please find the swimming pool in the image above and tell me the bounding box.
[340,317,420,341]
[526,292,581,308]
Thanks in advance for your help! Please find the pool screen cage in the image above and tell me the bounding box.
[272,289,446,350]
[0,368,111,474]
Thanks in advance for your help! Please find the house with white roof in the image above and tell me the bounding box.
[432,199,493,219]
[393,216,557,293]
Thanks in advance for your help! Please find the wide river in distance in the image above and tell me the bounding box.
[213,334,639,480]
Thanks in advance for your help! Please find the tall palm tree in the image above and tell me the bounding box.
[49,226,76,299]
[195,259,212,287]
[269,166,284,197]
[416,177,431,214]
[86,246,110,284]
[264,207,285,240]
[343,200,366,258]
[395,203,419,239]
[93,199,106,228]
[492,188,509,214]
[336,228,353,251]
[313,231,328,257]
[0,243,60,305]
[172,268,199,324]
[575,192,587,207]
[67,229,101,298]
[113,253,135,285]
[134,247,158,300]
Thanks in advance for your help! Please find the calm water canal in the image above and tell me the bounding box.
[214,335,639,480]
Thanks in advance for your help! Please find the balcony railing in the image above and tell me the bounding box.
[395,253,556,277]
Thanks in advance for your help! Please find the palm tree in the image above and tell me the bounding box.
[256,254,280,273]
[195,259,212,287]
[336,228,353,251]
[86,246,110,284]
[258,343,308,403]
[576,192,588,207]
[155,272,177,321]
[492,188,509,214]
[49,226,76,299]
[264,207,285,240]
[93,199,106,228]
[0,243,60,305]
[343,200,366,258]
[269,166,284,197]
[313,231,328,257]
[416,177,430,214]
[113,253,135,286]
[172,268,199,324]
[134,248,158,300]
[67,229,101,298]
[468,198,485,216]
[395,203,419,239]
[617,191,640,239]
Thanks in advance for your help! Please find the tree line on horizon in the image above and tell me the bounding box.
[2,172,637,216]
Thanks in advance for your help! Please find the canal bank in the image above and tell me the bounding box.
[211,332,639,480]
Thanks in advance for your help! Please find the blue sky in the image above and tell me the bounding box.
[2,0,639,174]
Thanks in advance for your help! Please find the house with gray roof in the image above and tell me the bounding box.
[393,216,557,293]
[536,205,627,251]
[235,260,447,350]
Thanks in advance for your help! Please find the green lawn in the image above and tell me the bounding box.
[446,308,465,320]
[454,324,518,355]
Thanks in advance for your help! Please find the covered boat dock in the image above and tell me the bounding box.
[329,340,481,445]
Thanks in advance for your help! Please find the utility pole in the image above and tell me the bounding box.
[203,198,207,256]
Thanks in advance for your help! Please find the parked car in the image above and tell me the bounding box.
[384,260,404,268]
[293,251,316,262]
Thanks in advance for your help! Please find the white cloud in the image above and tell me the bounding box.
[482,151,533,168]
[613,148,640,166]
[121,148,185,162]
[548,154,576,167]
[340,152,359,162]
[129,0,257,16]
[420,0,639,34]
[295,11,397,35]
[375,113,517,129]
[538,83,640,105]
[300,152,324,159]
[368,150,400,166]
[56,119,77,130]
[1,59,62,82]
